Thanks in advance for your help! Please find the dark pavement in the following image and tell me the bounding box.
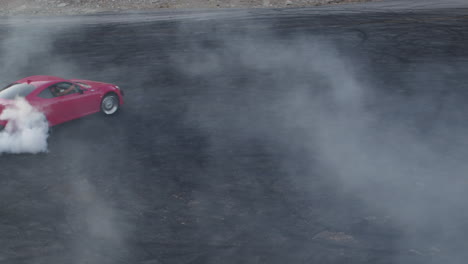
[1,1,468,263]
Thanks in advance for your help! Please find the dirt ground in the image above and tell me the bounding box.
[0,0,375,15]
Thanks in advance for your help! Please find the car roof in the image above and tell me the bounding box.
[17,75,67,83]
[16,75,68,88]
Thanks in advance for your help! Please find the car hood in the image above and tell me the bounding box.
[72,79,110,89]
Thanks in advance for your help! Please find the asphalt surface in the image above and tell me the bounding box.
[1,1,468,264]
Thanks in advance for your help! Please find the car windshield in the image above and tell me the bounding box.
[0,83,36,99]
[75,82,90,88]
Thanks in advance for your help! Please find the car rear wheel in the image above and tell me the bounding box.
[101,94,119,115]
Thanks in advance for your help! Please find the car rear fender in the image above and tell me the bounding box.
[0,102,9,129]
[0,99,12,116]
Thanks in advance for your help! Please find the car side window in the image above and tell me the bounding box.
[49,82,78,97]
[37,87,55,99]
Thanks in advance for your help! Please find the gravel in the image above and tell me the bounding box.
[0,0,375,16]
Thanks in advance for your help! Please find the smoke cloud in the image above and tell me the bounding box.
[0,17,131,264]
[0,96,49,154]
[63,176,127,264]
[0,19,79,154]
[1,10,466,264]
[179,26,468,261]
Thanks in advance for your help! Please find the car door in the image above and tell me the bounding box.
[34,82,85,125]
[32,85,63,125]
[72,82,102,116]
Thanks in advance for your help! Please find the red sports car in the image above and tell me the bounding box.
[0,75,124,129]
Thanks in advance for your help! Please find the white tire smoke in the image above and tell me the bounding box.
[0,97,49,154]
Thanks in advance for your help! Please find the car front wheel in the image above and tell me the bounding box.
[101,94,120,115]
